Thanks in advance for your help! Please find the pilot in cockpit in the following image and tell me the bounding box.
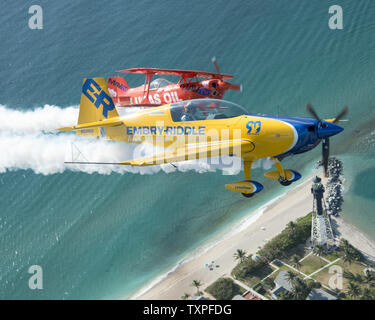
[181,102,197,121]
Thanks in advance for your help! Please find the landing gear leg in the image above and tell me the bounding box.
[244,161,252,180]
[272,158,292,186]
[241,161,254,197]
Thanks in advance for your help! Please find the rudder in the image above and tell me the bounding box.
[77,78,119,137]
[107,76,130,104]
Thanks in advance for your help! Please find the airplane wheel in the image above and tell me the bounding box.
[242,193,255,198]
[279,179,292,186]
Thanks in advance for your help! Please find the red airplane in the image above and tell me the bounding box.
[107,58,241,107]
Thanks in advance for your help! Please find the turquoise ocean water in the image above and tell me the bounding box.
[0,0,374,299]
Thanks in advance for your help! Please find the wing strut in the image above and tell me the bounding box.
[141,73,154,104]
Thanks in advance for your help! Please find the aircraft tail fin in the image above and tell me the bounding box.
[72,78,121,138]
[107,76,130,104]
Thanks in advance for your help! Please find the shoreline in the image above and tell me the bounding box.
[331,215,375,264]
[128,169,375,300]
[129,185,288,300]
[130,172,317,300]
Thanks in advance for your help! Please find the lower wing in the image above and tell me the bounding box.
[66,139,254,166]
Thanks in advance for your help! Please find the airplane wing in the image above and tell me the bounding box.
[64,139,254,166]
[120,139,254,166]
[117,68,234,80]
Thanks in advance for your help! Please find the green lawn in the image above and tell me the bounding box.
[299,254,328,275]
[321,248,343,262]
[335,259,367,275]
[312,258,367,291]
[241,264,275,287]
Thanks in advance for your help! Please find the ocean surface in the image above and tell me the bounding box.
[0,0,374,299]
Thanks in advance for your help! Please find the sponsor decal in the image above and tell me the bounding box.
[107,78,129,92]
[246,121,262,135]
[126,125,206,136]
[82,79,115,118]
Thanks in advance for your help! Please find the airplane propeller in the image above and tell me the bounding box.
[212,56,221,74]
[306,103,348,177]
[211,57,242,92]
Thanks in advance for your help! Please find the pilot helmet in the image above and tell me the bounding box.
[185,101,196,113]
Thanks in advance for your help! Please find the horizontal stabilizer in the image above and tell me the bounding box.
[58,118,123,132]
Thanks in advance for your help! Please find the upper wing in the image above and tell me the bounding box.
[120,139,254,166]
[117,68,234,80]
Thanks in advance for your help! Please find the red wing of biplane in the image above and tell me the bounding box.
[117,68,234,80]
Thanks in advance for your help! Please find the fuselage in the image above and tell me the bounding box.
[116,79,227,106]
[103,99,344,162]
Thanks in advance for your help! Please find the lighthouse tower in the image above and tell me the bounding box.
[311,176,335,249]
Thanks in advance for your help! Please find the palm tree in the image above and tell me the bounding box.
[290,278,309,300]
[287,221,296,230]
[181,293,190,300]
[285,271,296,284]
[340,238,350,250]
[354,274,363,284]
[342,250,355,265]
[314,245,324,256]
[360,288,373,300]
[346,281,360,299]
[191,280,202,296]
[364,270,374,284]
[233,249,247,263]
[343,271,355,281]
[277,291,291,300]
[291,254,301,269]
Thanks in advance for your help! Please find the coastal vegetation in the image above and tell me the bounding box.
[233,249,247,263]
[206,277,244,300]
[231,254,272,286]
[258,213,312,261]
[181,293,190,300]
[227,210,374,300]
[191,280,202,296]
[277,275,320,300]
[200,208,374,300]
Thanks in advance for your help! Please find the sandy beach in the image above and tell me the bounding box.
[132,173,316,300]
[130,170,375,300]
[331,216,375,264]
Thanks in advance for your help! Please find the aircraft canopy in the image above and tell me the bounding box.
[170,99,248,122]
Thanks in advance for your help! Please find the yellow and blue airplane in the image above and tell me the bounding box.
[58,78,347,197]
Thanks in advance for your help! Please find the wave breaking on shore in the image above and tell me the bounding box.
[128,177,315,299]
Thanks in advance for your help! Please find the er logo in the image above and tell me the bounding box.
[82,79,115,118]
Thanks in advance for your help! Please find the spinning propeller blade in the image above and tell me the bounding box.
[306,103,348,177]
[333,106,349,123]
[211,56,220,74]
[211,57,242,92]
[306,103,322,123]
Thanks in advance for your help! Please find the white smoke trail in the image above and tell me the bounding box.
[0,104,79,134]
[0,104,273,175]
